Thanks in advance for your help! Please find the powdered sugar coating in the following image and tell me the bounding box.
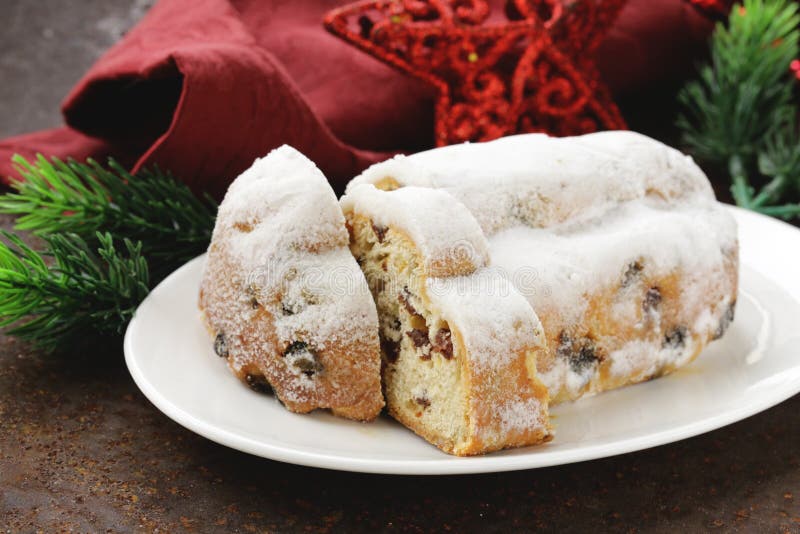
[342,184,552,453]
[488,200,736,330]
[427,268,549,443]
[222,145,348,267]
[495,397,549,436]
[199,145,383,419]
[426,268,543,369]
[348,130,716,235]
[347,131,739,402]
[341,185,490,276]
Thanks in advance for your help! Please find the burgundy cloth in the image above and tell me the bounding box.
[0,0,717,196]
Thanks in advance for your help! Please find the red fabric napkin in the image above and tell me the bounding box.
[0,0,717,196]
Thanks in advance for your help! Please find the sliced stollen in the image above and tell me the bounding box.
[341,185,552,455]
[199,145,383,420]
[348,131,739,403]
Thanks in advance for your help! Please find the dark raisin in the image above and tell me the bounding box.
[294,357,324,377]
[415,396,431,408]
[245,373,273,394]
[407,329,430,349]
[250,297,260,309]
[284,341,308,357]
[643,287,661,312]
[213,333,228,358]
[713,301,736,340]
[283,341,323,377]
[281,302,295,315]
[621,260,644,288]
[433,328,454,359]
[557,332,600,374]
[398,287,418,315]
[371,221,388,242]
[555,332,573,359]
[381,338,400,363]
[572,345,598,373]
[663,326,688,349]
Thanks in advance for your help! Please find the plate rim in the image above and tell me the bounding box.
[124,205,800,475]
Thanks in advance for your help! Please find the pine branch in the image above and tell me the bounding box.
[0,155,217,282]
[0,231,150,352]
[677,0,800,218]
[677,0,799,164]
[754,120,800,208]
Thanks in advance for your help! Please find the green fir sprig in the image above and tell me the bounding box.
[0,231,150,352]
[0,156,217,351]
[0,155,217,281]
[677,0,800,218]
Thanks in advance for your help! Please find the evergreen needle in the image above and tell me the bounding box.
[0,155,218,351]
[0,155,217,282]
[677,0,800,218]
[0,231,150,352]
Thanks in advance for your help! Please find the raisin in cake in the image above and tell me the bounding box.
[347,131,738,403]
[340,185,552,455]
[199,145,383,420]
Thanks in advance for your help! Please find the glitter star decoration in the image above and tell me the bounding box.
[324,0,629,146]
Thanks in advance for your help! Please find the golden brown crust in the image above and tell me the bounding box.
[199,251,384,421]
[537,247,739,403]
[384,311,552,456]
[198,146,384,421]
[350,131,740,408]
[345,209,552,455]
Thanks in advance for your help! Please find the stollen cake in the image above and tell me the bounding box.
[347,131,739,404]
[199,145,383,420]
[341,186,552,455]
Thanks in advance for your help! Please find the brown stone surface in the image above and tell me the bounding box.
[1,1,799,532]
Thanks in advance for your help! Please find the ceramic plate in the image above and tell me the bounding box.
[124,206,800,474]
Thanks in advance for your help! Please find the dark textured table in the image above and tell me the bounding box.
[1,1,799,532]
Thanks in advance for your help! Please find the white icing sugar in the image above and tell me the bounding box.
[495,396,547,436]
[342,182,550,441]
[490,197,734,398]
[606,339,662,381]
[200,144,380,402]
[348,130,716,235]
[538,358,567,398]
[606,334,698,382]
[693,295,733,339]
[426,267,544,370]
[348,131,738,402]
[264,247,377,351]
[340,184,490,273]
[218,145,348,269]
[488,198,737,326]
[426,267,549,438]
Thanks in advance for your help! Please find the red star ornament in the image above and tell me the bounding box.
[324,0,629,146]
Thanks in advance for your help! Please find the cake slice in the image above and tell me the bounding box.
[341,185,552,455]
[199,145,383,420]
[347,131,739,403]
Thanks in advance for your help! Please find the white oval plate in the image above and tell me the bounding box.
[124,206,800,475]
